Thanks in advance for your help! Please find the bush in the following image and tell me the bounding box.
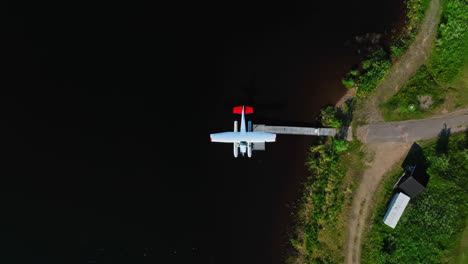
[333,139,349,153]
[391,44,406,58]
[320,106,343,128]
[342,77,355,89]
[357,49,392,96]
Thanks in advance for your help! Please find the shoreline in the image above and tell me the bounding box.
[284,0,448,262]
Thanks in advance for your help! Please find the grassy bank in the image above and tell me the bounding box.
[361,132,468,263]
[390,0,431,58]
[381,0,468,121]
[287,137,366,264]
[286,105,367,263]
[342,0,431,96]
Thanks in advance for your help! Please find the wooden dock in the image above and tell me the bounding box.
[253,124,336,136]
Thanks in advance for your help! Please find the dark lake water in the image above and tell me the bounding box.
[5,0,404,263]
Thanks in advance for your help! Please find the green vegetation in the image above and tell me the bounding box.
[446,217,468,264]
[361,132,468,263]
[350,69,359,76]
[342,69,359,89]
[319,105,345,128]
[357,49,392,96]
[390,44,407,59]
[287,136,365,264]
[342,76,355,89]
[380,65,444,121]
[342,0,431,93]
[341,48,392,96]
[381,0,468,121]
[286,105,367,263]
[341,49,392,96]
[455,219,468,264]
[429,0,468,84]
[452,67,468,110]
[390,0,430,58]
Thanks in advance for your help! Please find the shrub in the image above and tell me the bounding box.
[391,44,406,58]
[332,139,349,153]
[342,77,355,89]
[320,106,343,128]
[357,49,392,96]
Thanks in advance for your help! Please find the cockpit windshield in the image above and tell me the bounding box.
[240,141,247,146]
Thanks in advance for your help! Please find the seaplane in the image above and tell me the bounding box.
[210,106,276,158]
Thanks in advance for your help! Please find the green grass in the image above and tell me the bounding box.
[452,66,468,109]
[380,65,446,121]
[455,219,468,264]
[444,217,468,264]
[381,0,468,121]
[361,132,468,264]
[428,0,468,85]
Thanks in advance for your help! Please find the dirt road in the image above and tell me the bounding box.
[346,142,412,264]
[345,0,443,263]
[346,108,468,263]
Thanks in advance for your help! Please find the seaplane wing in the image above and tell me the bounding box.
[210,132,276,143]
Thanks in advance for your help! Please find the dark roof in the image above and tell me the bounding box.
[398,176,425,198]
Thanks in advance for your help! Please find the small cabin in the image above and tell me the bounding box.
[383,192,411,229]
[395,165,428,198]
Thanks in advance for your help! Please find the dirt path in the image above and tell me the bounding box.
[354,0,442,125]
[346,108,467,263]
[345,0,442,263]
[346,142,412,264]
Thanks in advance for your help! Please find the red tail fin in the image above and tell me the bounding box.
[233,106,253,114]
[233,106,243,114]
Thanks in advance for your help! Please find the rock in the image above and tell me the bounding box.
[417,95,433,110]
